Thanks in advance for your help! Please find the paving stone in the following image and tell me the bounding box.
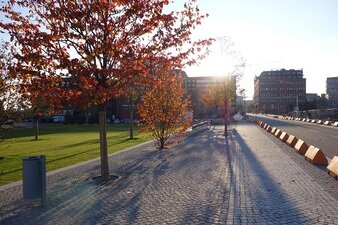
[227,122,338,225]
[1,122,338,224]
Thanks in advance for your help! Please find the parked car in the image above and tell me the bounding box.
[52,115,65,123]
[113,119,121,124]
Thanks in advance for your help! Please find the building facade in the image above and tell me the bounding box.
[61,72,237,122]
[327,77,338,108]
[185,76,236,119]
[254,69,306,115]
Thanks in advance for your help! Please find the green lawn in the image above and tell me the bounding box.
[0,124,151,185]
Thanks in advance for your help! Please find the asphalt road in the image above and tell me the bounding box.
[249,114,338,159]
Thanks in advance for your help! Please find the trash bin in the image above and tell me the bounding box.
[22,156,43,199]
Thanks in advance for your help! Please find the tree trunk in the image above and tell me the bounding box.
[99,104,109,181]
[129,96,134,140]
[34,118,39,140]
[159,125,166,150]
[85,111,90,125]
[224,99,227,137]
[160,137,164,150]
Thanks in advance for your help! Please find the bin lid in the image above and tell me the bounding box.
[23,156,40,161]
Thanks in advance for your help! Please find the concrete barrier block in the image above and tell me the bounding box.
[333,122,338,127]
[306,119,310,122]
[286,135,298,147]
[271,127,277,134]
[302,118,307,122]
[305,146,328,165]
[263,124,268,129]
[266,126,272,132]
[311,119,316,123]
[294,139,309,154]
[317,120,323,124]
[327,156,338,179]
[260,122,265,128]
[324,121,331,125]
[279,132,289,142]
[274,129,282,138]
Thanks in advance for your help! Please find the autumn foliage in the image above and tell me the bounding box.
[0,0,212,180]
[202,75,236,136]
[138,63,191,149]
[0,43,26,139]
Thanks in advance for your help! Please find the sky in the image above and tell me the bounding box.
[177,0,338,99]
[1,0,338,100]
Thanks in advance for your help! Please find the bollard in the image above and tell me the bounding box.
[266,126,272,132]
[327,156,338,179]
[274,129,282,138]
[279,132,289,142]
[294,139,308,154]
[324,121,331,126]
[271,127,277,134]
[286,135,298,147]
[304,146,328,165]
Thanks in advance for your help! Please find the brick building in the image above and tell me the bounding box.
[253,69,306,115]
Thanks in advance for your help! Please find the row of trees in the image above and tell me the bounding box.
[0,0,213,181]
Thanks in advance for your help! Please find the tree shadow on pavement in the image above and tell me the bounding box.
[227,128,308,224]
[175,128,230,224]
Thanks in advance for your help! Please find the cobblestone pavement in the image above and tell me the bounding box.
[0,127,230,225]
[227,123,338,225]
[0,122,338,225]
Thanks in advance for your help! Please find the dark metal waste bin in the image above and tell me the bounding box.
[22,156,45,200]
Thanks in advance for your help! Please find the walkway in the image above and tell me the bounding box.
[0,122,337,224]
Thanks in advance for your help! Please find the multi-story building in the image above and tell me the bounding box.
[327,77,338,108]
[306,93,319,102]
[61,71,237,122]
[305,93,319,110]
[185,76,236,119]
[254,69,306,115]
